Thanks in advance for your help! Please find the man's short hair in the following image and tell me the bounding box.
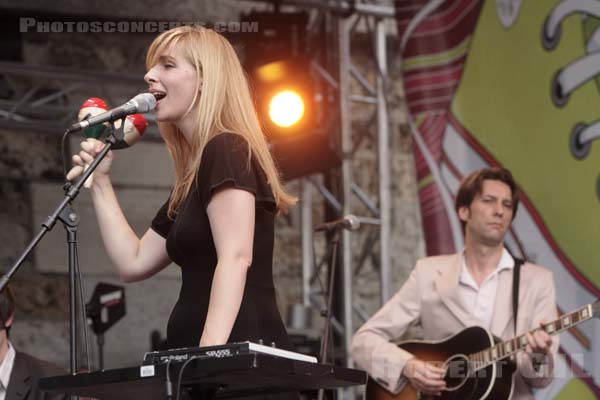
[0,282,15,334]
[455,167,520,230]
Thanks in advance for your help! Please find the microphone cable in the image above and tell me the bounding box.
[175,355,199,400]
[75,239,93,372]
[165,359,173,400]
[61,128,71,182]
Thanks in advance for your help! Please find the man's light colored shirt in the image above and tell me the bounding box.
[457,248,514,330]
[0,342,15,400]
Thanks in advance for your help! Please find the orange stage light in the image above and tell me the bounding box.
[268,90,305,128]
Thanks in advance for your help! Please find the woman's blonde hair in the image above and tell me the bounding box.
[146,25,296,217]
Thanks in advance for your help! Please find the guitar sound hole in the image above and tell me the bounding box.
[443,354,470,391]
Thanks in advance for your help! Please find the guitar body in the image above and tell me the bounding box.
[366,326,515,400]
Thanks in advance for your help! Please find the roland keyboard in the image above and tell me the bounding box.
[40,343,365,400]
[142,341,318,365]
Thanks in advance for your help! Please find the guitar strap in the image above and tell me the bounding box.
[512,258,524,334]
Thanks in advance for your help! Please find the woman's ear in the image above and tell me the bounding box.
[3,313,13,329]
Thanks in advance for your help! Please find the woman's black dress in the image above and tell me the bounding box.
[150,132,292,352]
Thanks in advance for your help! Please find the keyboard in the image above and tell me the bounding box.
[142,341,318,365]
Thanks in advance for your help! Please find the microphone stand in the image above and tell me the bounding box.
[317,227,341,400]
[0,119,126,376]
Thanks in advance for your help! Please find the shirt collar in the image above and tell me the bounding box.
[0,341,15,390]
[497,248,515,272]
[460,247,515,285]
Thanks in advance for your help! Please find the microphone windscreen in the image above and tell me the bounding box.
[346,215,360,230]
[132,93,157,113]
[77,98,109,138]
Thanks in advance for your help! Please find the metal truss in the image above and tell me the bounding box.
[314,2,395,367]
[0,61,160,139]
[241,0,397,376]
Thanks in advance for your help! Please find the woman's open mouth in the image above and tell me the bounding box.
[152,91,167,101]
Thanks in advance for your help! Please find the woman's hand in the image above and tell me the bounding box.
[68,138,114,187]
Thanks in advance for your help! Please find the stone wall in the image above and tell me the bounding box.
[0,1,423,371]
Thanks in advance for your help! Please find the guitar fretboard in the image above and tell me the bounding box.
[469,303,596,371]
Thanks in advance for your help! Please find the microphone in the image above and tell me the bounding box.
[68,93,156,133]
[314,215,360,232]
[75,97,149,147]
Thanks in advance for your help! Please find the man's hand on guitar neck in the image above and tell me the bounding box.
[524,320,553,372]
[402,357,447,397]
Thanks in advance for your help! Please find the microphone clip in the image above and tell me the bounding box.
[313,215,381,233]
[314,215,360,233]
[108,117,127,148]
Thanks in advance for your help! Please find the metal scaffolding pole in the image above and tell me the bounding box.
[375,17,392,303]
[301,178,314,306]
[337,14,355,369]
[248,0,395,18]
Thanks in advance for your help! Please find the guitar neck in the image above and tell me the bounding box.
[469,302,596,370]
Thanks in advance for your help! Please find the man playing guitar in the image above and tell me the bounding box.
[351,167,557,400]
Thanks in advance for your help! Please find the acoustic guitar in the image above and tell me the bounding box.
[366,300,599,400]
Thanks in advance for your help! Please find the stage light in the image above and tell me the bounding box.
[240,10,340,179]
[256,61,287,83]
[269,90,305,128]
[250,59,314,136]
